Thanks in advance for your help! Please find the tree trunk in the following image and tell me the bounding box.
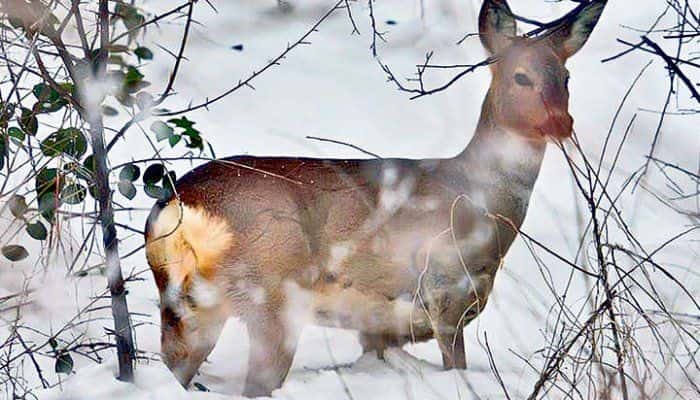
[84,0,135,382]
[88,115,135,382]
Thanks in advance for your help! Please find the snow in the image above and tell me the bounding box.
[1,0,697,399]
[39,360,234,400]
[38,345,500,400]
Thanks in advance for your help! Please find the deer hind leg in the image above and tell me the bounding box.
[243,311,301,397]
[359,333,401,360]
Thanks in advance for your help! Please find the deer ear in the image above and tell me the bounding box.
[546,0,607,59]
[479,0,516,55]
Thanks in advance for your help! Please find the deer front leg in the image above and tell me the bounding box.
[423,273,468,370]
[431,291,490,369]
[434,321,466,369]
[244,313,300,397]
[421,293,467,369]
[424,286,467,369]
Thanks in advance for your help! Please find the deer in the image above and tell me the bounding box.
[144,0,607,397]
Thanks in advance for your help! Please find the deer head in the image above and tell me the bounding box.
[479,0,607,141]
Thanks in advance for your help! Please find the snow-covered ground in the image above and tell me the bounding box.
[2,0,698,399]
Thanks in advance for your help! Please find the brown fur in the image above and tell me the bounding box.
[144,1,607,397]
[146,200,235,286]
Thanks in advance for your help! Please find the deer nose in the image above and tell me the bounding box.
[539,112,573,139]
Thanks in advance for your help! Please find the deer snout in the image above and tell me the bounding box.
[538,112,573,140]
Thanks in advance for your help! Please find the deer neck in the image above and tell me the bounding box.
[446,90,547,225]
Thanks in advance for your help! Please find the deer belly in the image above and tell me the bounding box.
[310,285,432,336]
[307,222,500,335]
[309,255,497,337]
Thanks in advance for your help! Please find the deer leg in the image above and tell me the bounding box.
[434,319,466,370]
[441,325,466,369]
[438,294,488,369]
[359,333,395,360]
[426,288,467,370]
[243,314,300,397]
[423,272,467,369]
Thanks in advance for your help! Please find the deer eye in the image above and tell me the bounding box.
[514,73,533,87]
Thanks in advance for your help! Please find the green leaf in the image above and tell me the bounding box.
[185,134,203,151]
[162,170,177,187]
[119,164,141,182]
[168,116,195,130]
[61,162,79,172]
[116,3,145,37]
[40,128,88,159]
[124,80,151,94]
[59,82,75,95]
[33,83,59,102]
[2,245,28,261]
[37,100,67,113]
[161,173,176,200]
[39,13,60,37]
[62,162,92,182]
[127,15,146,39]
[83,155,96,176]
[181,127,200,138]
[8,126,25,141]
[115,92,136,107]
[77,156,97,192]
[143,164,165,185]
[150,121,173,142]
[26,221,48,240]
[101,105,119,116]
[193,382,210,392]
[55,352,74,374]
[162,171,177,195]
[118,180,137,200]
[8,194,28,218]
[114,3,134,19]
[40,101,66,113]
[87,183,99,199]
[0,102,15,128]
[168,134,181,147]
[144,184,168,200]
[38,192,59,224]
[135,92,153,110]
[166,117,204,151]
[19,108,38,135]
[124,66,144,85]
[61,184,87,205]
[32,83,67,113]
[36,167,60,197]
[134,46,153,60]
